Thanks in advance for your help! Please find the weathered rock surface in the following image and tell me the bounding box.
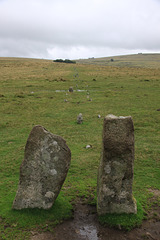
[97,114,137,215]
[12,125,71,210]
[77,113,83,124]
[69,87,73,92]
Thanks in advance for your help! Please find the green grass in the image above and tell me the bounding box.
[76,53,160,68]
[0,193,72,239]
[98,201,144,231]
[0,57,160,238]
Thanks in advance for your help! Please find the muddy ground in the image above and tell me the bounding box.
[31,203,160,240]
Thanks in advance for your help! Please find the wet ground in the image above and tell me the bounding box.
[31,203,160,240]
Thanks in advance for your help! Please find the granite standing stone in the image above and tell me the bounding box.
[97,114,137,215]
[12,125,71,210]
[69,87,73,92]
[77,113,83,124]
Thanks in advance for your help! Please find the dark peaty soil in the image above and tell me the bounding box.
[31,203,160,240]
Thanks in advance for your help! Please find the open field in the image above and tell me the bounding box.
[0,56,160,239]
[76,53,160,68]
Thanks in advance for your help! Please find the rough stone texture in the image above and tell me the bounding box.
[97,114,137,215]
[77,113,83,124]
[12,125,71,210]
[69,87,73,92]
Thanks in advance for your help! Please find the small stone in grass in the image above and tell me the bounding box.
[77,113,83,124]
[86,145,92,149]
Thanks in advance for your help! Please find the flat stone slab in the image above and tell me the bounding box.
[12,125,71,210]
[97,115,137,215]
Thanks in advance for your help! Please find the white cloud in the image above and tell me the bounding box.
[0,0,160,59]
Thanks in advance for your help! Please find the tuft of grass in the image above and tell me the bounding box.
[6,192,73,228]
[98,201,144,231]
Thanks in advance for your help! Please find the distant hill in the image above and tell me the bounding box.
[76,53,160,68]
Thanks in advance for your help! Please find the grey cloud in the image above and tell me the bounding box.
[0,38,50,58]
[0,0,160,59]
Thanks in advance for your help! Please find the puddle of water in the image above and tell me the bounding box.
[77,89,87,92]
[55,90,66,92]
[55,89,87,92]
[73,204,99,240]
[79,224,98,240]
[31,203,160,240]
[31,204,100,240]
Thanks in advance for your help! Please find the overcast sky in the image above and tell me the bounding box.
[0,0,160,59]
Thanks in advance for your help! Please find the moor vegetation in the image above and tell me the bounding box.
[0,55,160,239]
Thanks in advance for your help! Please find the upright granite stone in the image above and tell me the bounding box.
[97,114,137,215]
[77,113,83,124]
[69,87,74,92]
[12,125,71,210]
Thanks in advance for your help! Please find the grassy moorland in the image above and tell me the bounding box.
[0,56,160,238]
[77,53,160,68]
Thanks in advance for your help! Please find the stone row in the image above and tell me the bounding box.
[12,115,137,215]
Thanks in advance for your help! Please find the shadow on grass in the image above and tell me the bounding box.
[6,193,73,228]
